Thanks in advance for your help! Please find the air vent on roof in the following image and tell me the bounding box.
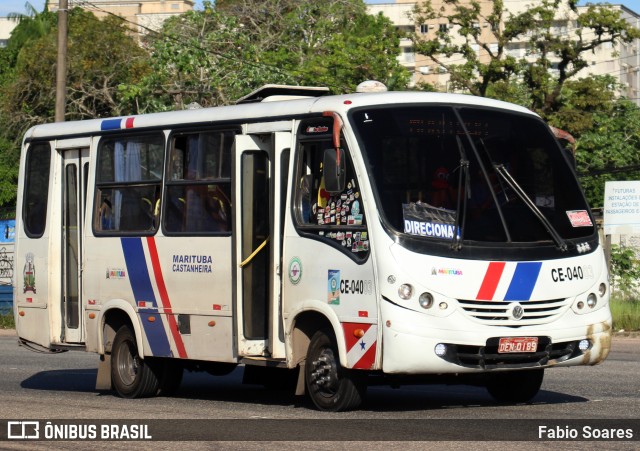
[236,84,330,104]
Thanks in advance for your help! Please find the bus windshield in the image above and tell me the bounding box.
[351,105,594,245]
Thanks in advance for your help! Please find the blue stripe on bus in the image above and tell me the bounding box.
[503,262,542,301]
[101,118,122,131]
[120,237,172,357]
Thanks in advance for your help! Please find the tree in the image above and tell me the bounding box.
[121,4,291,112]
[575,99,640,208]
[0,8,149,138]
[0,3,55,87]
[410,0,640,118]
[0,8,149,210]
[123,0,409,112]
[609,244,640,298]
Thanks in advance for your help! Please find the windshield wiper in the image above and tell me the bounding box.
[493,164,568,251]
[451,136,469,251]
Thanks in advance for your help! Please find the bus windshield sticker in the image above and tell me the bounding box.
[566,210,593,227]
[402,202,458,240]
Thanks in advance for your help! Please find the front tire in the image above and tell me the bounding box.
[305,329,366,412]
[486,368,544,403]
[111,325,160,398]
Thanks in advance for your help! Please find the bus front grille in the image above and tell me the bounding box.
[438,338,582,369]
[457,298,569,327]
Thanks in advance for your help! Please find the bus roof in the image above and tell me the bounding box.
[23,91,537,141]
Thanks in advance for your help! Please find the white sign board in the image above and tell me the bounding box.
[603,181,640,235]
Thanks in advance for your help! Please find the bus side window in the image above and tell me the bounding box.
[23,142,52,237]
[94,134,164,234]
[163,130,233,235]
[294,139,369,258]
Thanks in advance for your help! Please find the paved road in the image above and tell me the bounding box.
[0,331,638,450]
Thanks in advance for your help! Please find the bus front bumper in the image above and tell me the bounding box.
[380,299,612,374]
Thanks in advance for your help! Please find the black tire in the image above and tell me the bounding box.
[157,360,183,396]
[486,369,544,403]
[110,325,160,398]
[305,329,366,412]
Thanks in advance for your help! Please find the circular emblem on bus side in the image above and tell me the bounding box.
[509,303,525,321]
[288,257,303,285]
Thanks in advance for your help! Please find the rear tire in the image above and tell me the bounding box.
[111,325,160,398]
[305,329,366,412]
[486,369,544,403]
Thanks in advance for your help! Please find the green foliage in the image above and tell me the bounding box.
[0,135,19,207]
[123,0,408,112]
[610,297,640,331]
[410,0,640,120]
[609,245,640,299]
[575,99,640,207]
[546,76,619,136]
[0,313,15,330]
[1,8,148,133]
[121,5,292,112]
[0,8,149,209]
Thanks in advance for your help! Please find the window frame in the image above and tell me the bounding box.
[22,142,52,238]
[93,132,165,236]
[292,119,370,263]
[161,128,237,236]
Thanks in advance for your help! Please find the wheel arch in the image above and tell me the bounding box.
[98,299,144,357]
[287,304,347,368]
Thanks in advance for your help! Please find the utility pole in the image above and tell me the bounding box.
[55,0,68,122]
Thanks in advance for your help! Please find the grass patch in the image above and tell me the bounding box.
[610,297,640,332]
[0,313,15,329]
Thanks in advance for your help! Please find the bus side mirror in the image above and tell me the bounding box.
[323,148,346,194]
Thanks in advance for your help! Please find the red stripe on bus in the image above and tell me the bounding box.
[476,262,506,300]
[146,236,188,359]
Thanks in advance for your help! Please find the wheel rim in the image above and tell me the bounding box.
[310,346,340,398]
[116,339,140,387]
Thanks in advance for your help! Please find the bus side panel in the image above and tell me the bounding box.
[82,233,236,362]
[14,242,55,348]
[151,235,235,362]
[283,235,379,370]
[14,146,57,349]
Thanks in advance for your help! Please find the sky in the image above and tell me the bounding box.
[3,0,640,18]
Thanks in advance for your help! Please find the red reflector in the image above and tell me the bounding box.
[26,298,33,303]
[358,311,368,317]
[213,304,222,311]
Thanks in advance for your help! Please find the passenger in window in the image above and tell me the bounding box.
[299,174,313,223]
[205,185,230,232]
[100,193,113,230]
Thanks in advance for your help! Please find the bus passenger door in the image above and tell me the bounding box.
[62,148,89,343]
[234,134,274,356]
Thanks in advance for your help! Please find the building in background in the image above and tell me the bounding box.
[369,1,640,104]
[47,0,194,34]
[0,17,17,48]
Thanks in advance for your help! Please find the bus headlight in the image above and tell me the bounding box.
[586,293,597,308]
[398,284,413,300]
[419,292,434,309]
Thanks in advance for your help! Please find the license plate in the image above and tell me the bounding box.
[498,337,538,353]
